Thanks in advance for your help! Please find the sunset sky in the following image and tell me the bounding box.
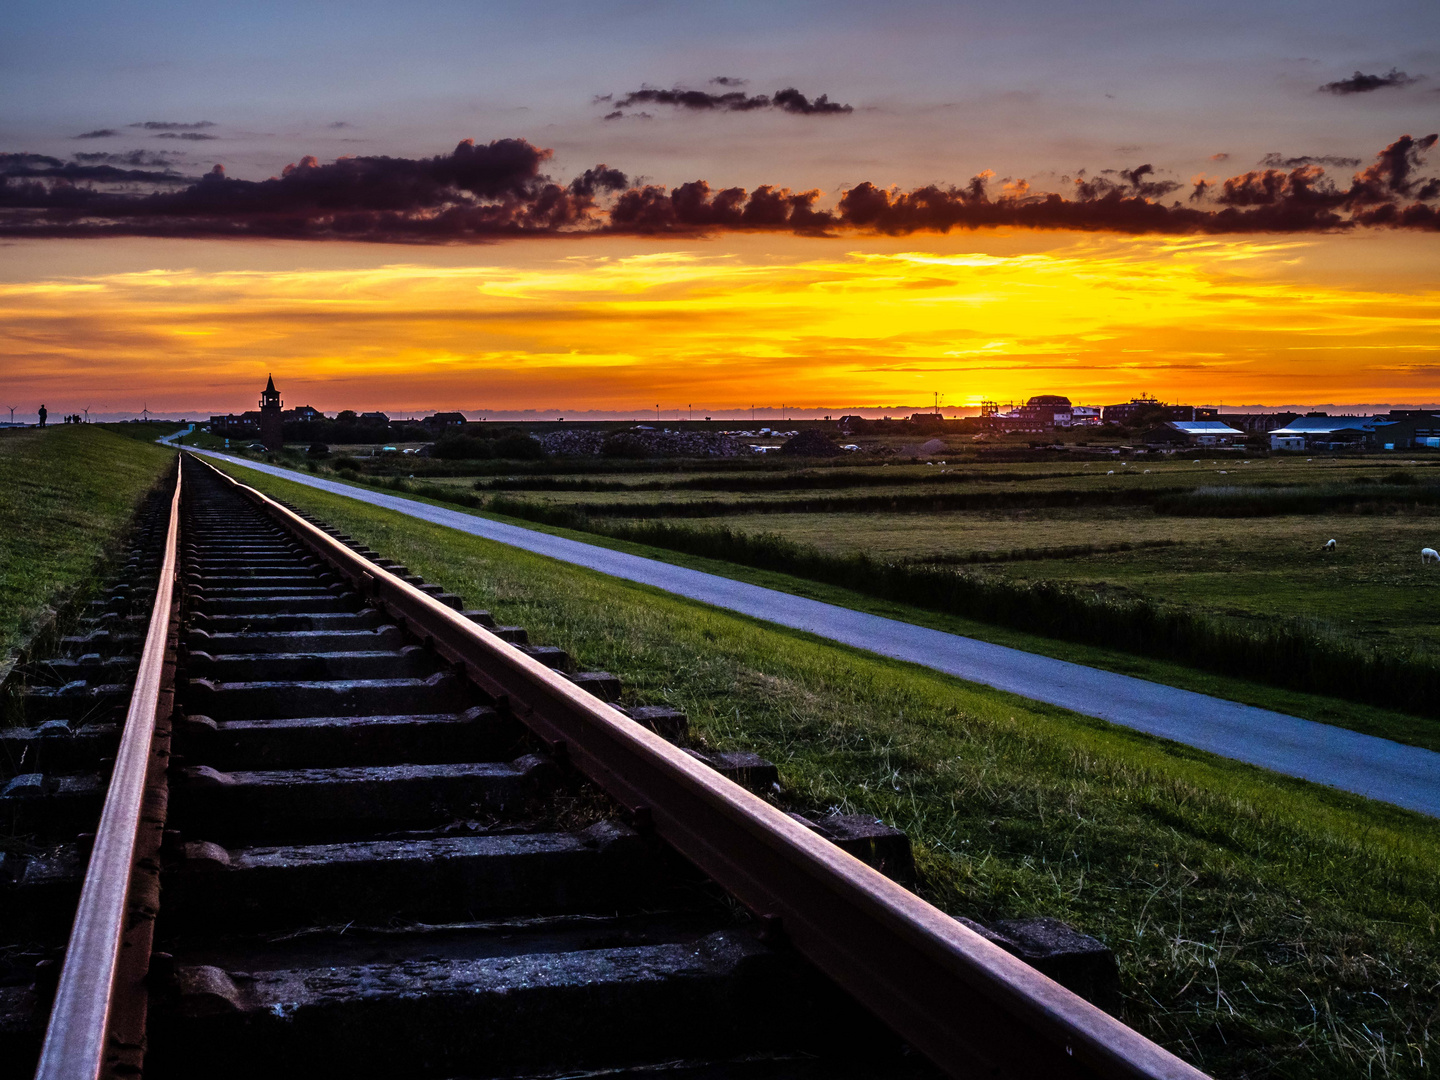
[2,0,1437,419]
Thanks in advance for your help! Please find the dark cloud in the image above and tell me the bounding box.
[771,88,852,115]
[1348,133,1438,203]
[0,150,190,185]
[74,129,118,139]
[0,134,1434,242]
[0,138,591,240]
[130,120,216,130]
[1,153,65,169]
[155,132,218,141]
[611,181,834,233]
[1320,69,1422,94]
[1261,152,1363,168]
[602,84,851,117]
[73,150,184,167]
[327,121,351,129]
[1209,152,1230,162]
[610,87,772,112]
[1116,163,1181,198]
[568,164,628,197]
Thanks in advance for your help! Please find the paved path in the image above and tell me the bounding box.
[190,449,1440,818]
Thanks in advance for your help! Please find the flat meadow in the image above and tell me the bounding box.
[234,429,1440,741]
[436,449,1440,664]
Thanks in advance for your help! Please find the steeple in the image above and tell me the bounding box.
[259,374,282,411]
[258,374,284,451]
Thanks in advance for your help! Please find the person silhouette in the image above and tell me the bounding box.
[37,405,47,428]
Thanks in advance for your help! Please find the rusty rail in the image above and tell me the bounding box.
[35,465,181,1080]
[194,454,1208,1080]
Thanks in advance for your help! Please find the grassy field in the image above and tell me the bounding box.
[224,439,1440,726]
[0,427,176,664]
[218,458,1440,1080]
[656,508,1440,654]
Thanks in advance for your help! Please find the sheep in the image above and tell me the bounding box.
[1423,547,1440,564]
[1324,539,1336,552]
[1106,470,1115,475]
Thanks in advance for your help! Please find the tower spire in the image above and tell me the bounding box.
[259,374,284,451]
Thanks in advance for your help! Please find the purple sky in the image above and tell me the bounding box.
[4,0,1436,194]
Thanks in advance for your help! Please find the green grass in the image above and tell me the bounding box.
[219,458,1440,1080]
[672,508,1440,653]
[247,462,1440,752]
[0,427,177,664]
[92,421,186,442]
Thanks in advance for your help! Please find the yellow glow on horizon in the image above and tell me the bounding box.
[2,234,1437,412]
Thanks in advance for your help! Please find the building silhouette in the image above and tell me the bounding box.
[259,375,284,451]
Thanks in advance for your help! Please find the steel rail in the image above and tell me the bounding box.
[34,465,182,1080]
[196,454,1210,1080]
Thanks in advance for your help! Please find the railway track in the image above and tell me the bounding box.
[1,454,1209,1079]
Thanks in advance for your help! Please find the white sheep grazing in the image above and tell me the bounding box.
[1143,469,1151,474]
[1324,539,1336,552]
[1106,470,1114,475]
[1423,547,1440,564]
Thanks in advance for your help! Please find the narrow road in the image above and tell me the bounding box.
[189,450,1440,818]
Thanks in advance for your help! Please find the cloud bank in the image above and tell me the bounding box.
[130,120,216,131]
[0,134,1436,241]
[602,83,852,119]
[1320,69,1422,94]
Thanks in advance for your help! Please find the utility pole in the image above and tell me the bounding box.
[655,404,659,423]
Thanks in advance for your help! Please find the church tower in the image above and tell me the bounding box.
[259,374,284,451]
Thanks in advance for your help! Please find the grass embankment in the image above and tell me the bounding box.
[93,421,185,443]
[218,460,1440,1080]
[0,427,176,664]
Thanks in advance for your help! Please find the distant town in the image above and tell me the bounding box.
[200,379,1440,455]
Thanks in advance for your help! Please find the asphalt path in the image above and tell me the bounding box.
[189,449,1440,818]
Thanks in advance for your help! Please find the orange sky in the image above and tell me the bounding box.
[2,230,1437,416]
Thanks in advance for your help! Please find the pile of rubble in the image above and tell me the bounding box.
[532,429,606,456]
[532,427,747,458]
